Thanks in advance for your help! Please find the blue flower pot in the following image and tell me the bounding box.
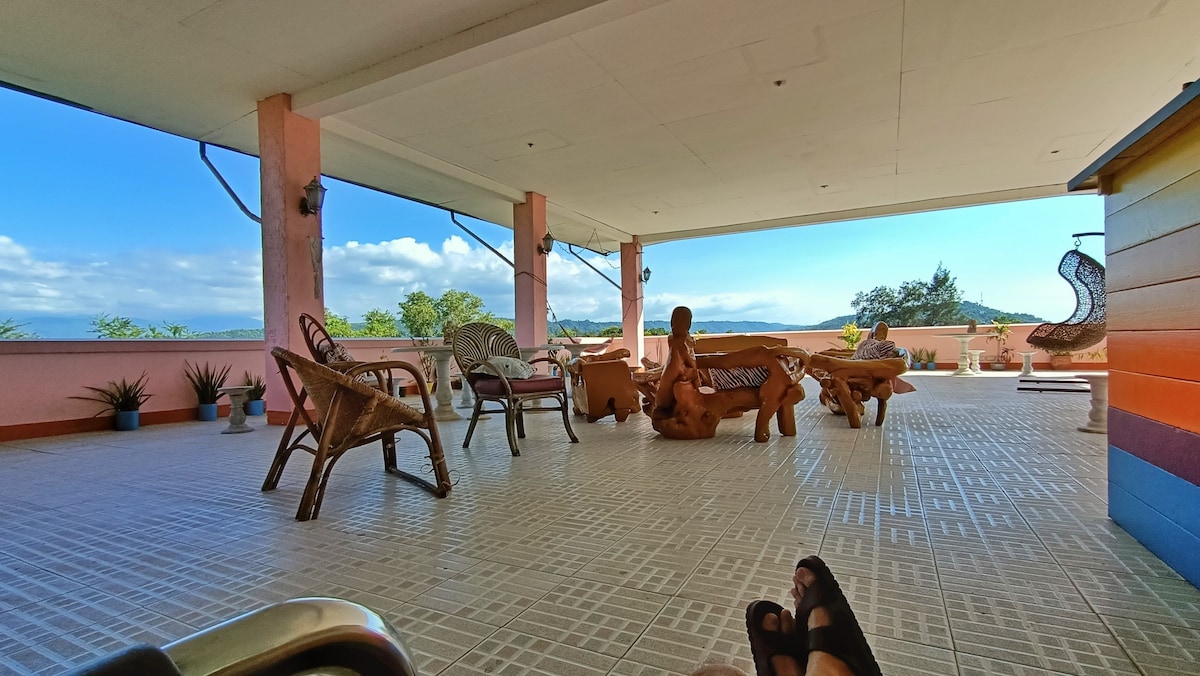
[925,363,936,370]
[115,410,140,431]
[198,403,219,421]
[245,399,265,416]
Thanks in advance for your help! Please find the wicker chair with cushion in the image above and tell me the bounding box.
[262,347,451,521]
[451,322,578,456]
[298,312,395,392]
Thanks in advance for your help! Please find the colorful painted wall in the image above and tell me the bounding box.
[1100,107,1200,586]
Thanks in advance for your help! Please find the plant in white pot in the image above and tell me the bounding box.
[184,360,231,421]
[987,318,1014,370]
[70,372,153,431]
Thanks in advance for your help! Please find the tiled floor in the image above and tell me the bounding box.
[2,372,1198,675]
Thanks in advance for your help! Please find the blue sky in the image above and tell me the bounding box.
[1,85,1105,337]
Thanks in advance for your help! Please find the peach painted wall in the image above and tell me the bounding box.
[0,328,1103,439]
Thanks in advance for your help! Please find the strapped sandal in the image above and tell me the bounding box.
[794,556,883,676]
[745,600,806,676]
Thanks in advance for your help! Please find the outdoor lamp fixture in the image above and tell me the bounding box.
[299,176,326,216]
[538,232,555,255]
[641,267,652,283]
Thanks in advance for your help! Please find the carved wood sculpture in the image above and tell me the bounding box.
[804,322,912,428]
[567,349,639,422]
[806,352,908,428]
[639,307,808,442]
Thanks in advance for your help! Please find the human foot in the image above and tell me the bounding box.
[744,600,804,676]
[790,556,883,676]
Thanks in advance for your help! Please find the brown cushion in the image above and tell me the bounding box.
[473,373,565,396]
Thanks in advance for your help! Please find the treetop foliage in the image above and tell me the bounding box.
[0,318,37,339]
[851,264,968,328]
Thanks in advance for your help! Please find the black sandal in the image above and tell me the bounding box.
[794,556,883,676]
[745,599,806,676]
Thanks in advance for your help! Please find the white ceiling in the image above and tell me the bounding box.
[4,0,1199,251]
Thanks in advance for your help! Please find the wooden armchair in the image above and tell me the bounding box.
[805,323,911,428]
[567,349,639,422]
[451,323,578,456]
[262,347,451,521]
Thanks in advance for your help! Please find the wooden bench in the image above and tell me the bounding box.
[637,308,807,442]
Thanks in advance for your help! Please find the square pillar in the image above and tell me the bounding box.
[258,93,324,424]
[513,192,548,348]
[621,237,645,365]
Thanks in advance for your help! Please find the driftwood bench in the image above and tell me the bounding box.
[636,308,807,442]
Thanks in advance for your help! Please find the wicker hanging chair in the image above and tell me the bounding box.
[1026,236,1106,353]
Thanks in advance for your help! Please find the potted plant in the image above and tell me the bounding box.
[924,348,937,370]
[987,318,1013,370]
[908,347,924,369]
[1046,349,1073,370]
[184,360,231,421]
[70,372,153,431]
[243,372,266,416]
[837,322,863,351]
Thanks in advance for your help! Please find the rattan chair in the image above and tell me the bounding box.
[451,322,578,456]
[298,312,393,392]
[262,347,451,521]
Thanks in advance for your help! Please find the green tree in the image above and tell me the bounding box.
[493,318,516,333]
[90,314,146,339]
[644,327,668,336]
[0,318,36,339]
[851,264,967,327]
[398,291,440,340]
[358,308,400,337]
[324,309,355,337]
[146,322,194,338]
[399,289,497,339]
[598,325,622,337]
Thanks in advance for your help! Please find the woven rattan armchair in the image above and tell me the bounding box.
[299,312,395,393]
[451,322,578,456]
[263,347,451,521]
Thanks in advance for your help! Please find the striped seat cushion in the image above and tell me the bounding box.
[707,366,770,390]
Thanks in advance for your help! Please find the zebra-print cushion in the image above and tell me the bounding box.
[852,339,897,360]
[707,366,770,390]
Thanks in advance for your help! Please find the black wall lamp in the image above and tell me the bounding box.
[538,232,555,255]
[641,267,652,283]
[299,176,326,216]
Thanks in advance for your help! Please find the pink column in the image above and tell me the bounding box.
[258,93,324,425]
[513,192,548,348]
[620,237,645,365]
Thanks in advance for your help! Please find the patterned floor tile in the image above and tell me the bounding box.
[507,578,669,657]
[1102,614,1200,675]
[407,560,565,625]
[0,376,1191,676]
[624,597,754,674]
[440,627,616,674]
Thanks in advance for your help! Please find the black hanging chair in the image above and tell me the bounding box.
[1026,233,1106,353]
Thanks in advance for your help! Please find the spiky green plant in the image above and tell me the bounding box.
[243,372,266,401]
[183,361,231,405]
[71,373,152,413]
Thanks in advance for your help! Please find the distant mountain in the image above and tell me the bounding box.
[957,302,1042,324]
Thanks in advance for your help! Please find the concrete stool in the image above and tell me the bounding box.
[1077,373,1109,434]
[967,349,986,374]
[217,386,254,434]
[1019,350,1037,376]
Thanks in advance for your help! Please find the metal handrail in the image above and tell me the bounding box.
[163,597,419,676]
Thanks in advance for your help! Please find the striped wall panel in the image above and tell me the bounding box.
[1108,448,1200,585]
[1103,107,1200,587]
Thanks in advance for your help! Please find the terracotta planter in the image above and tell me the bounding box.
[1049,354,1073,370]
